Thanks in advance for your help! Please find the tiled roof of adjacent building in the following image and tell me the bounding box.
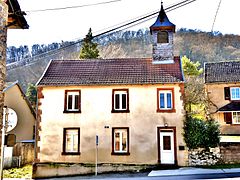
[37,57,184,86]
[205,61,240,83]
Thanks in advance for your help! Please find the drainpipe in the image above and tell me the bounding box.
[33,89,39,162]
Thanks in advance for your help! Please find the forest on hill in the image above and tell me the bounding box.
[6,28,240,91]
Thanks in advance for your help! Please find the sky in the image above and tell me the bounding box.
[6,0,240,47]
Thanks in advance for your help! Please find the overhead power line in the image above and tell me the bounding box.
[25,0,121,13]
[211,0,222,32]
[55,0,197,50]
[7,0,197,67]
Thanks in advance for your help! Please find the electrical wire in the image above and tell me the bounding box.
[7,0,197,68]
[211,0,222,32]
[25,0,121,13]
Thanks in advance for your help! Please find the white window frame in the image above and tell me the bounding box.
[159,90,173,110]
[65,129,79,153]
[230,87,240,100]
[114,91,127,110]
[232,112,240,124]
[67,91,80,111]
[114,129,128,153]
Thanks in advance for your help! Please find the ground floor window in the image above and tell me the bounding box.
[112,127,130,155]
[62,128,80,155]
[233,112,240,124]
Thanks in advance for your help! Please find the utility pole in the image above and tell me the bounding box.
[0,1,8,179]
[0,107,8,180]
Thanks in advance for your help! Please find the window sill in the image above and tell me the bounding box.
[157,109,176,113]
[63,110,81,113]
[111,110,130,113]
[62,152,81,155]
[111,152,130,156]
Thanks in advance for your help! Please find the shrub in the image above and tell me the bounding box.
[183,116,220,151]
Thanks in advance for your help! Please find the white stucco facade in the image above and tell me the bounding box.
[37,83,187,166]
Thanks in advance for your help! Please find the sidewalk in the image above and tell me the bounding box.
[148,167,240,177]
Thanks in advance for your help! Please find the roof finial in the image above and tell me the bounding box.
[161,0,163,9]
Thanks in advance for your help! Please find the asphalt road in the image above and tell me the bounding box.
[38,172,240,180]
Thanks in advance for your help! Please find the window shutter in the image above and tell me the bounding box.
[74,95,79,110]
[68,95,73,110]
[64,91,68,111]
[224,112,232,124]
[224,87,230,100]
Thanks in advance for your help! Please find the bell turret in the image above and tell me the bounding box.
[150,2,175,63]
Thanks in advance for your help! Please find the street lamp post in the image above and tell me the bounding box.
[0,106,8,180]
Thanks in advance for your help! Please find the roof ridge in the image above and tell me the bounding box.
[52,58,153,62]
[205,60,240,65]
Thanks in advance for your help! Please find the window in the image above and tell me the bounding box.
[112,89,129,113]
[157,88,176,113]
[62,128,80,155]
[232,112,240,124]
[64,90,81,113]
[112,128,130,155]
[230,87,240,100]
[157,31,169,43]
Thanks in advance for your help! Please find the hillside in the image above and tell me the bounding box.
[6,29,240,91]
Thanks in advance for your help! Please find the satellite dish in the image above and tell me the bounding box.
[3,108,18,132]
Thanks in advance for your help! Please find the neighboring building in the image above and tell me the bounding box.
[3,81,35,167]
[205,61,240,163]
[33,4,187,178]
[0,0,29,168]
[3,81,35,142]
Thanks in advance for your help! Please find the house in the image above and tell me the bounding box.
[6,0,29,29]
[205,61,240,163]
[3,81,35,167]
[3,81,35,142]
[33,3,187,178]
[0,0,28,168]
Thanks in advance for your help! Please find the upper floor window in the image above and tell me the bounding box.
[62,128,80,155]
[157,31,169,43]
[112,89,129,113]
[157,88,176,113]
[231,87,240,100]
[112,127,130,155]
[224,87,240,101]
[64,90,81,113]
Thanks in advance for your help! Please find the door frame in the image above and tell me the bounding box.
[157,126,177,165]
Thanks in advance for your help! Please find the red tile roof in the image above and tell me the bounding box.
[37,57,184,86]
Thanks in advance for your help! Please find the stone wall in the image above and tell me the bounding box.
[152,31,174,62]
[0,1,8,165]
[220,143,240,164]
[33,163,157,178]
[188,148,221,166]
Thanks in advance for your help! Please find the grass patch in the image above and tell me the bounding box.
[3,164,32,178]
[201,163,240,169]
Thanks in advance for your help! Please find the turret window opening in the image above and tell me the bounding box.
[157,31,168,43]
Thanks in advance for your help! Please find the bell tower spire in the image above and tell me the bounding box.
[150,2,175,64]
